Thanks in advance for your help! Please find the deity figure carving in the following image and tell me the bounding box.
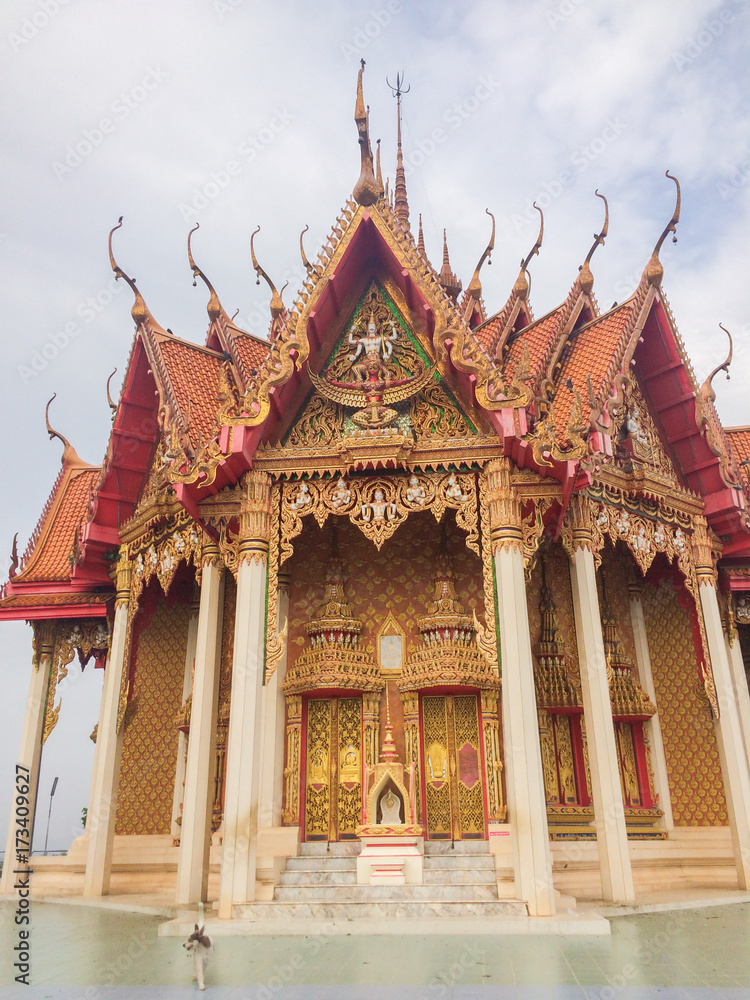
[291,482,313,511]
[348,310,399,383]
[362,489,397,523]
[445,473,468,503]
[332,478,352,510]
[406,475,426,505]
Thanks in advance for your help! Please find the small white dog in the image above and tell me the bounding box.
[183,923,211,991]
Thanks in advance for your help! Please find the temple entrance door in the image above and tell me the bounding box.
[303,696,363,841]
[421,693,487,840]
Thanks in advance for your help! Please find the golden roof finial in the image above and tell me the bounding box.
[9,532,19,580]
[108,217,151,327]
[250,226,284,319]
[439,230,462,301]
[106,368,118,417]
[380,682,398,762]
[417,213,426,257]
[700,323,733,404]
[376,138,383,191]
[353,60,381,206]
[578,190,609,295]
[387,71,411,232]
[513,202,544,299]
[299,224,317,275]
[645,171,681,288]
[187,223,225,322]
[45,394,86,467]
[467,209,495,300]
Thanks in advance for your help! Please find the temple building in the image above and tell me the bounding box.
[2,64,750,923]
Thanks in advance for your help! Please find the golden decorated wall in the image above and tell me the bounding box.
[526,545,582,682]
[115,582,191,835]
[641,575,727,825]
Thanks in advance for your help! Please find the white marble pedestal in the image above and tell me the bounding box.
[356,832,424,886]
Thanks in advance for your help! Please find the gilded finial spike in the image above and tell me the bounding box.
[645,171,681,288]
[376,138,383,192]
[701,323,733,403]
[106,368,118,416]
[299,225,317,275]
[107,216,149,325]
[467,208,495,300]
[417,214,426,257]
[250,226,284,319]
[353,61,380,206]
[45,394,85,467]
[187,223,224,322]
[514,203,544,299]
[9,532,19,580]
[579,190,609,294]
[438,229,462,301]
[387,71,411,231]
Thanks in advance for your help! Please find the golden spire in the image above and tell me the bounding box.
[376,138,383,191]
[645,171,680,287]
[467,209,495,300]
[108,217,159,328]
[353,60,382,206]
[700,323,733,404]
[380,683,398,762]
[513,203,544,300]
[250,226,285,319]
[578,190,609,295]
[387,71,410,232]
[187,223,225,322]
[438,230,462,301]
[45,394,87,467]
[106,368,118,417]
[417,213,426,257]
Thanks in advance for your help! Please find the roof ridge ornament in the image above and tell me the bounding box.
[9,533,18,580]
[417,213,426,258]
[438,229,462,301]
[45,393,88,467]
[299,225,319,277]
[645,171,680,287]
[187,222,225,322]
[108,216,158,328]
[513,202,544,299]
[700,323,733,404]
[467,208,495,300]
[387,70,410,232]
[250,225,285,319]
[353,60,382,206]
[578,190,609,295]
[106,368,118,418]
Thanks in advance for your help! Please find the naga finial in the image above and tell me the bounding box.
[299,225,317,275]
[187,223,224,322]
[108,216,150,326]
[578,190,609,295]
[700,323,733,404]
[9,532,18,580]
[106,368,118,417]
[45,393,86,467]
[352,60,381,206]
[467,209,495,300]
[513,202,544,299]
[250,226,285,319]
[645,171,681,288]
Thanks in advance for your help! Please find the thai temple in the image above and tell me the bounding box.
[2,63,750,926]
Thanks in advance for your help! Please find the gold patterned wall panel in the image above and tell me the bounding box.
[526,546,582,683]
[305,698,333,840]
[641,578,727,826]
[287,511,484,705]
[116,586,191,835]
[303,696,363,840]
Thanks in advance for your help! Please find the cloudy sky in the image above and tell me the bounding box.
[0,0,748,853]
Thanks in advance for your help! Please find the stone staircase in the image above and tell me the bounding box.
[233,840,528,920]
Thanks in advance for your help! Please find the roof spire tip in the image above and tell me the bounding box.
[645,171,681,288]
[187,222,224,322]
[250,226,285,319]
[44,393,86,467]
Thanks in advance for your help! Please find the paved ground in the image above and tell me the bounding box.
[2,900,750,998]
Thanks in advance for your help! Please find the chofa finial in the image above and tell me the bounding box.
[467,209,495,300]
[106,368,118,417]
[108,216,151,326]
[700,323,733,404]
[578,190,609,295]
[645,171,681,287]
[187,223,225,322]
[513,203,544,299]
[250,226,285,319]
[45,394,86,467]
[353,60,382,206]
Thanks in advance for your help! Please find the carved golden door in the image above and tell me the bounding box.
[421,694,486,840]
[304,697,363,841]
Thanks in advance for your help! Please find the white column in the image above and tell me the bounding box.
[486,459,555,916]
[176,549,225,905]
[726,613,750,773]
[84,559,131,897]
[0,626,54,893]
[218,471,272,918]
[259,570,290,829]
[693,533,750,888]
[628,581,674,831]
[567,498,634,904]
[171,591,200,840]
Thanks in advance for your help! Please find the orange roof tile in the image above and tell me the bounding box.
[504,308,563,380]
[474,315,502,354]
[16,467,99,583]
[552,303,633,442]
[233,333,270,378]
[726,427,750,465]
[158,339,224,442]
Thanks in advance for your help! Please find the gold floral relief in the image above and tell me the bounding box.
[640,578,727,826]
[115,595,191,835]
